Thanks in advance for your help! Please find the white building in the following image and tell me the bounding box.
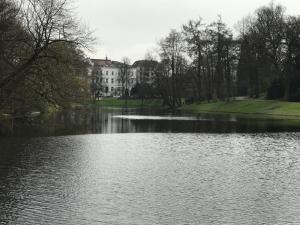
[91,58,136,98]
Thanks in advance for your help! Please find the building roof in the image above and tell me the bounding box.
[132,60,159,68]
[91,58,159,69]
[91,58,112,66]
[91,58,123,68]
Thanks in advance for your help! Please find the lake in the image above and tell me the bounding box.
[0,107,300,224]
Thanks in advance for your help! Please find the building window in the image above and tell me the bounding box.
[111,87,114,92]
[106,71,108,75]
[111,79,114,84]
[106,78,108,83]
[112,71,114,76]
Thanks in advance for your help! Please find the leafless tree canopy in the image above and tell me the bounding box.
[0,0,94,112]
[151,2,300,107]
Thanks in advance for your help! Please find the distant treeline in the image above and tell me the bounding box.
[138,2,300,108]
[0,0,93,114]
[2,1,300,112]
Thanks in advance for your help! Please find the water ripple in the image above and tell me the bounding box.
[0,133,300,224]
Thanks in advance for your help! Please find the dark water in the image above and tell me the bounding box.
[1,106,300,137]
[0,107,300,224]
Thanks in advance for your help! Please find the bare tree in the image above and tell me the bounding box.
[158,29,187,108]
[283,16,300,100]
[119,56,131,106]
[183,18,206,100]
[0,0,94,107]
[237,3,289,99]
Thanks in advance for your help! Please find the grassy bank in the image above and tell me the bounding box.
[93,98,163,108]
[92,98,300,118]
[181,100,300,118]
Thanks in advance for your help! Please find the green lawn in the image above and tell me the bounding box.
[93,98,300,118]
[93,98,163,108]
[181,100,300,118]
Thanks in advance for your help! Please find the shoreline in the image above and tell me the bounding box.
[92,98,300,120]
[91,98,163,109]
[180,99,300,119]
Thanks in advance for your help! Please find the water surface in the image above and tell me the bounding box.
[0,107,300,224]
[1,107,300,137]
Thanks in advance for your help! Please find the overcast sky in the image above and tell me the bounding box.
[75,0,300,62]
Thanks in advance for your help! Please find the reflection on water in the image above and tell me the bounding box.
[1,106,300,137]
[112,115,212,121]
[1,107,300,224]
[0,133,300,224]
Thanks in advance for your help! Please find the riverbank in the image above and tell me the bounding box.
[181,99,300,118]
[92,98,300,118]
[92,98,163,108]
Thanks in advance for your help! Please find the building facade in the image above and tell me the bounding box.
[90,58,136,98]
[90,58,158,98]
